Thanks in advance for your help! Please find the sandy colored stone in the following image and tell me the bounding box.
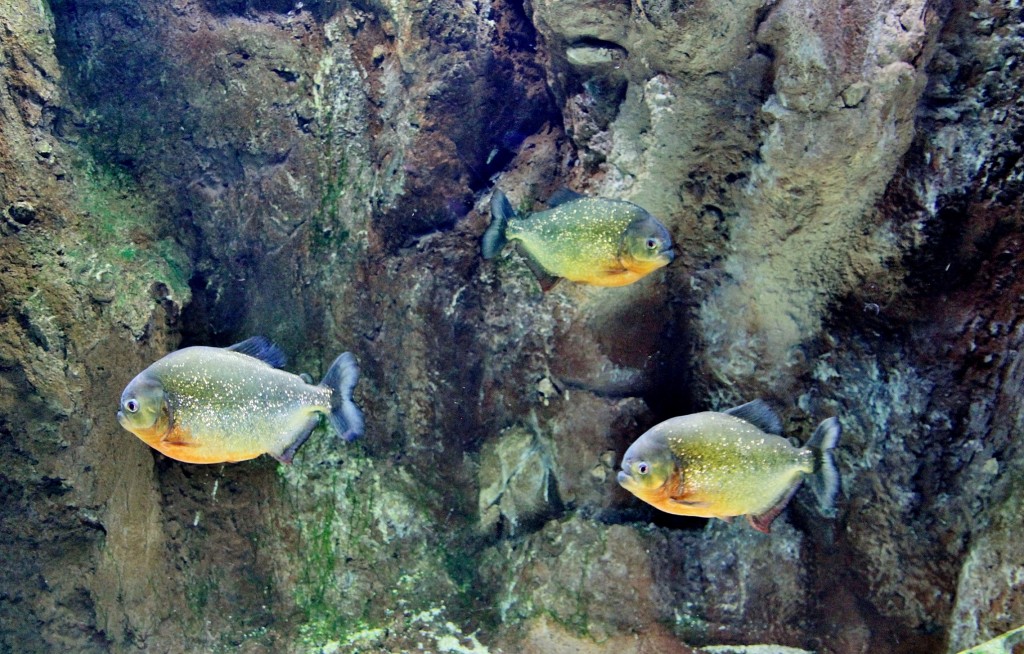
[946,476,1024,652]
[510,615,695,654]
[478,424,560,536]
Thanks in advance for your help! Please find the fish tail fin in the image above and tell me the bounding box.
[321,352,364,442]
[482,189,513,259]
[806,417,841,516]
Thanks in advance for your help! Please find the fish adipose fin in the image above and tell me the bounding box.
[546,187,586,208]
[274,415,321,465]
[724,399,783,435]
[321,352,365,442]
[805,417,841,516]
[482,189,514,259]
[227,336,287,369]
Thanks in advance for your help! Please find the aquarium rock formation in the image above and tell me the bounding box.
[1,0,1023,652]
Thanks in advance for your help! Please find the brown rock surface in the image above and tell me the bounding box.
[2,0,1023,652]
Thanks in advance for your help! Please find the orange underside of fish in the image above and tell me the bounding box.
[130,423,263,464]
[571,259,666,287]
[632,471,734,519]
[150,442,263,464]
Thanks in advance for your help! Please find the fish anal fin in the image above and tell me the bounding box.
[537,275,561,293]
[227,336,287,369]
[517,246,561,292]
[547,188,586,208]
[747,513,774,533]
[747,482,802,533]
[272,415,321,465]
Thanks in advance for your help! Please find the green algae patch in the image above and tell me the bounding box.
[276,441,466,652]
[309,40,373,264]
[297,608,492,654]
[64,159,192,336]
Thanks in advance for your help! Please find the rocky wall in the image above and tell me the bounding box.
[1,0,1023,652]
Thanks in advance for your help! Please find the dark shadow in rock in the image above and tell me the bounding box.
[177,271,247,348]
[152,455,289,645]
[366,0,558,253]
[592,505,709,531]
[200,0,308,16]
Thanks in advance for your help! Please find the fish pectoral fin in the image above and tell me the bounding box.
[160,425,196,446]
[669,498,711,508]
[536,275,560,293]
[161,437,198,447]
[747,513,774,534]
[604,258,630,275]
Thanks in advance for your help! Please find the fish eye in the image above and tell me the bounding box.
[645,238,658,250]
[636,461,649,475]
[124,399,139,413]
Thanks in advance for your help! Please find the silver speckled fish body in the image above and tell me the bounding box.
[655,412,813,518]
[507,198,649,282]
[150,347,330,462]
[617,399,841,532]
[117,338,364,464]
[482,189,675,288]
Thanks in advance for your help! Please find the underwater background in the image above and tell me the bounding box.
[1,0,1023,652]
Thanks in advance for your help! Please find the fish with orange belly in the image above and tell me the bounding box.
[481,188,675,290]
[116,337,364,464]
[617,400,841,532]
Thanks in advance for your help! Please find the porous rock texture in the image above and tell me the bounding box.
[1,0,1023,652]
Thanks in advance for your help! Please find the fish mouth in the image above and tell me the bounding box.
[616,469,635,489]
[116,410,126,427]
[661,246,677,263]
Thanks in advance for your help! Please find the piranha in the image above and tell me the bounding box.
[617,400,841,532]
[481,188,675,290]
[116,337,365,464]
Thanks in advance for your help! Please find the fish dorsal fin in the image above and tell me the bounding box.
[226,336,287,369]
[547,188,586,208]
[724,399,783,435]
